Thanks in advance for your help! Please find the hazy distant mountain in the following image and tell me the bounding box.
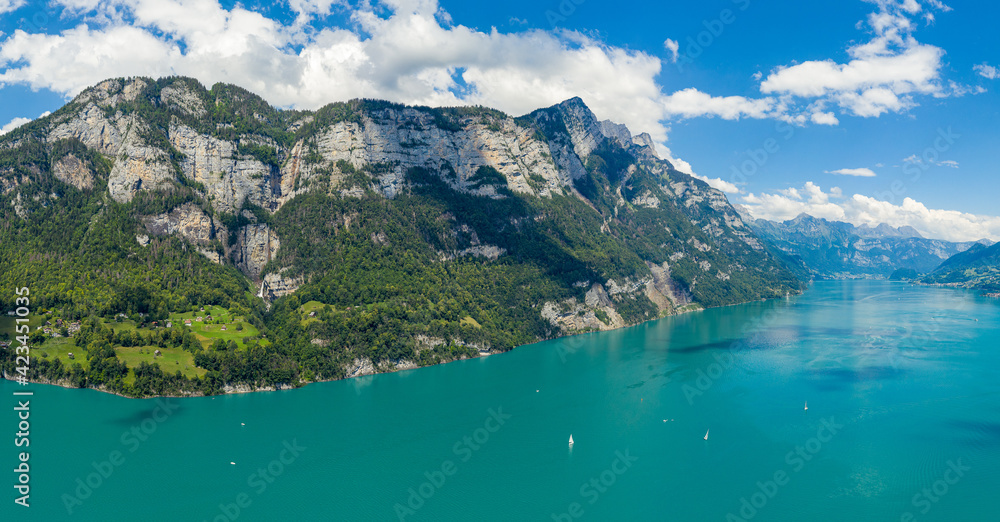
[739,211,986,280]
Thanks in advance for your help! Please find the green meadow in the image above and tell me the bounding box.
[2,305,261,381]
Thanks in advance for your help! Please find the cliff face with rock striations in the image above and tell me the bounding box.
[1,75,802,366]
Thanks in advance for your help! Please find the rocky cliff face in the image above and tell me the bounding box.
[142,203,217,244]
[168,122,281,212]
[235,224,280,279]
[51,154,95,190]
[306,108,565,199]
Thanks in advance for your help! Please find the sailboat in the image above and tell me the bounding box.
[703,429,709,441]
[569,434,574,446]
[804,401,808,411]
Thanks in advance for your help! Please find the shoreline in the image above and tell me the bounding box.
[2,290,782,399]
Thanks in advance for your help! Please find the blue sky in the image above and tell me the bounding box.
[1,0,998,241]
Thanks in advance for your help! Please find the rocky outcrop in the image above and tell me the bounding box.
[235,224,279,279]
[160,81,208,118]
[142,203,217,245]
[645,261,692,311]
[438,244,506,261]
[168,122,278,213]
[108,119,176,202]
[73,78,148,109]
[345,357,376,378]
[48,103,124,156]
[257,270,300,301]
[541,283,627,333]
[631,189,660,209]
[309,109,564,199]
[557,97,607,161]
[12,192,27,219]
[51,154,95,190]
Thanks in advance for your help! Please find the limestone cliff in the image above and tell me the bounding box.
[142,203,218,245]
[235,224,280,279]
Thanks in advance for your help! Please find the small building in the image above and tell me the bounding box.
[154,349,162,357]
[196,316,203,322]
[309,311,317,317]
[205,315,213,321]
[68,353,74,359]
[184,319,192,326]
[220,325,227,331]
[166,321,172,328]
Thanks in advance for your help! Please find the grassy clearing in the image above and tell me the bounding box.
[460,316,481,328]
[168,305,261,349]
[34,337,87,369]
[297,300,326,326]
[116,345,206,379]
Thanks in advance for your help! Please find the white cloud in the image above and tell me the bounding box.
[0,0,26,14]
[827,167,877,177]
[974,63,999,80]
[660,88,776,120]
[759,0,955,119]
[762,45,944,98]
[903,154,959,168]
[740,182,1000,242]
[663,38,679,63]
[810,111,839,125]
[0,116,30,135]
[690,173,739,194]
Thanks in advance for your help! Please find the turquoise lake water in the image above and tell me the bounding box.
[4,280,999,521]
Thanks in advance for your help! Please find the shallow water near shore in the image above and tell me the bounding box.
[5,280,1000,521]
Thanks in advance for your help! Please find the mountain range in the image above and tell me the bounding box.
[740,211,990,280]
[0,76,801,396]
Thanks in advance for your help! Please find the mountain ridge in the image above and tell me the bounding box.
[741,211,985,279]
[0,75,802,397]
